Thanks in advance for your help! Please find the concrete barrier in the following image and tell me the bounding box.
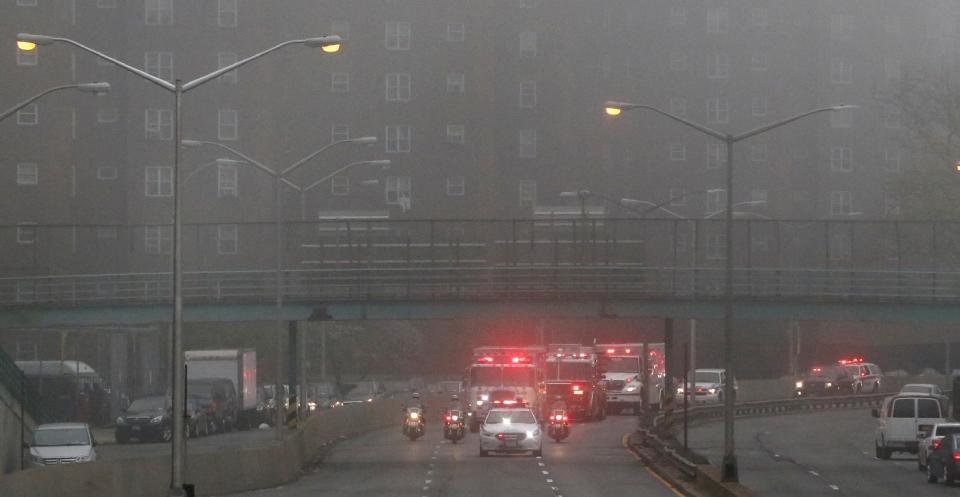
[0,395,441,497]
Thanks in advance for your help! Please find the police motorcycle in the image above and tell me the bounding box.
[546,408,570,442]
[403,406,425,441]
[443,409,466,443]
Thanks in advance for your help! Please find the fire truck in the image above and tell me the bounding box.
[596,343,665,413]
[465,346,545,432]
[541,344,607,421]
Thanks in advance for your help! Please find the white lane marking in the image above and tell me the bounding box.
[829,484,840,491]
[538,462,546,467]
[425,480,432,484]
[546,479,554,483]
[427,470,433,475]
[537,456,543,459]
[542,470,550,474]
[423,486,429,491]
[808,470,820,476]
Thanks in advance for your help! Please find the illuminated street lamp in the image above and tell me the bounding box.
[16,31,342,497]
[0,82,110,122]
[605,99,855,482]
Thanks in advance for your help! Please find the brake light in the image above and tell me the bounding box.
[503,400,517,405]
[563,416,568,421]
[624,348,631,354]
[573,384,582,391]
[953,451,960,461]
[573,390,585,395]
[860,373,867,379]
[445,415,452,422]
[496,433,505,440]
[478,356,494,363]
[933,440,942,450]
[607,348,615,354]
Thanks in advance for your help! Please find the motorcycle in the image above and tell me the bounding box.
[547,409,570,442]
[403,407,425,441]
[443,409,466,443]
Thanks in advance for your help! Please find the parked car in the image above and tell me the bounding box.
[873,393,949,459]
[901,384,944,396]
[918,422,960,471]
[115,396,173,443]
[926,433,960,484]
[28,423,97,467]
[188,378,239,432]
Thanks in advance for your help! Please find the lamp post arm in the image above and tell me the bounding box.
[49,36,174,91]
[623,198,687,219]
[0,85,78,122]
[281,139,360,177]
[185,140,277,176]
[732,106,848,142]
[183,39,306,91]
[625,104,728,141]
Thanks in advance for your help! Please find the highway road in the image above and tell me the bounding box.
[222,414,680,497]
[688,409,956,497]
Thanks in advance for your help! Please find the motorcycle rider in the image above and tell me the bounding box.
[403,392,427,423]
[446,394,462,413]
[546,394,568,422]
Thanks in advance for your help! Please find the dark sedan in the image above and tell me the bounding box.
[794,366,853,397]
[115,396,172,443]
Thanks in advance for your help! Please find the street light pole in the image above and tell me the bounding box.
[604,100,855,482]
[18,32,343,497]
[0,82,110,122]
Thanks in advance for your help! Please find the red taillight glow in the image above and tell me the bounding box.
[445,416,451,421]
[933,440,942,450]
[478,356,494,363]
[625,348,631,354]
[503,400,517,405]
[572,384,582,391]
[607,348,615,354]
[952,451,960,461]
[496,433,505,440]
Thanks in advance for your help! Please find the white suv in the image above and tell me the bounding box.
[873,394,948,459]
[28,423,97,467]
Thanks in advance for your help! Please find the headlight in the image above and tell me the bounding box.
[452,415,459,421]
[116,416,126,425]
[625,386,638,392]
[826,382,832,388]
[795,381,803,389]
[77,453,93,462]
[527,430,538,439]
[476,400,484,406]
[708,388,717,394]
[150,415,164,424]
[481,394,489,401]
[676,387,685,394]
[409,411,419,419]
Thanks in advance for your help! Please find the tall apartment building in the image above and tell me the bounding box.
[3,0,959,274]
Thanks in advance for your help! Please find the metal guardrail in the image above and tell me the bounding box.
[654,393,889,428]
[2,267,960,307]
[635,428,700,478]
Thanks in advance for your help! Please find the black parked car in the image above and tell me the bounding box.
[188,378,238,432]
[115,396,172,443]
[794,365,854,397]
[927,433,960,485]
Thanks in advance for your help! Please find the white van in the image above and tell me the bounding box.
[873,394,949,459]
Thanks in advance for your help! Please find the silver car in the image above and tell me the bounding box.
[28,423,97,467]
[479,408,542,457]
[919,422,960,471]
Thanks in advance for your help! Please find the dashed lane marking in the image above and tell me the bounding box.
[546,479,554,483]
[542,470,550,475]
[809,470,820,476]
[829,485,840,491]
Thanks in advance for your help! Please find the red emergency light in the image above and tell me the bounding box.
[477,356,495,363]
[837,357,864,365]
[625,348,631,354]
[607,348,615,354]
[511,356,531,364]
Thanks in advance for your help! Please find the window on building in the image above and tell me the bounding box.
[884,192,901,217]
[446,22,465,42]
[385,125,411,153]
[97,108,119,123]
[385,21,411,50]
[218,109,238,141]
[385,176,412,208]
[331,124,350,142]
[217,52,238,84]
[144,226,172,254]
[669,98,687,116]
[447,73,465,93]
[385,73,411,102]
[17,45,38,66]
[519,31,537,57]
[217,163,237,197]
[331,175,349,196]
[17,0,38,6]
[17,104,38,125]
[669,143,687,161]
[706,189,726,216]
[884,59,901,81]
[144,109,173,140]
[519,180,537,208]
[331,72,350,93]
[217,224,238,254]
[751,8,768,27]
[706,98,730,124]
[218,0,237,27]
[669,188,686,206]
[884,147,901,172]
[17,223,36,245]
[706,233,726,260]
[144,51,173,81]
[16,163,38,185]
[883,106,901,129]
[707,143,727,169]
[145,0,173,25]
[519,129,537,158]
[446,124,465,144]
[707,54,730,79]
[707,7,729,34]
[97,166,118,180]
[750,144,768,163]
[829,14,853,40]
[830,191,853,215]
[331,20,350,40]
[669,7,686,25]
[750,53,767,71]
[446,176,465,196]
[97,0,117,7]
[830,147,853,172]
[751,96,768,117]
[830,108,854,128]
[669,52,688,71]
[830,58,853,84]
[145,166,173,197]
[519,81,537,108]
[829,234,851,261]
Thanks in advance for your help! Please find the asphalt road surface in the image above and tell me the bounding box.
[688,409,957,497]
[221,415,681,497]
